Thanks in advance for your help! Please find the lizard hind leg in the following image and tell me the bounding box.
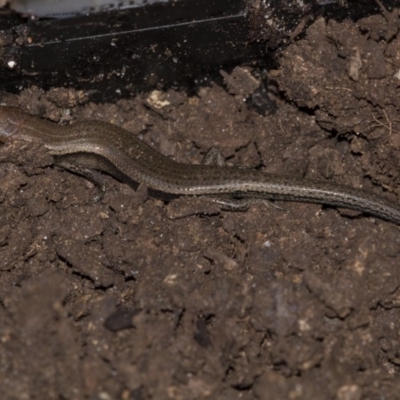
[201,148,282,211]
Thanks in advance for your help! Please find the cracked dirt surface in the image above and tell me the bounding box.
[1,9,400,400]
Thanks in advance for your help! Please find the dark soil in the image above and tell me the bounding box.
[1,9,400,400]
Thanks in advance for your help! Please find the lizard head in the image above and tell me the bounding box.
[0,106,30,141]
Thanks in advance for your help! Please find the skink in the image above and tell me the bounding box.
[0,106,399,225]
